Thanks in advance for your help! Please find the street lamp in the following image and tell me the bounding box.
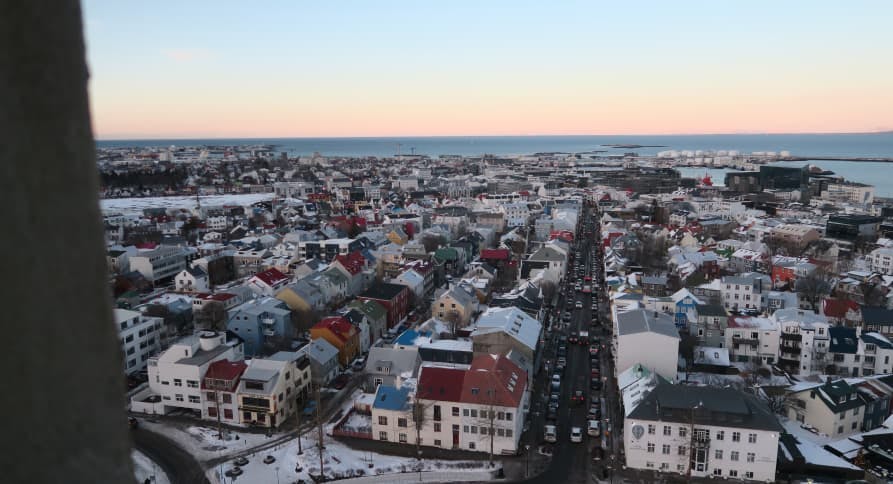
[524,444,531,477]
[275,466,280,484]
[417,449,423,482]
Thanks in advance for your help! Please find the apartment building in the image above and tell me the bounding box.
[116,308,164,375]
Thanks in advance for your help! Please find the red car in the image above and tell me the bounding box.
[331,374,350,390]
[571,390,586,405]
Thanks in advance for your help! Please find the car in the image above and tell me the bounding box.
[557,345,567,357]
[546,406,558,422]
[234,457,249,466]
[351,357,366,371]
[225,467,244,477]
[569,332,578,344]
[575,301,583,309]
[571,390,586,405]
[589,344,600,355]
[551,373,561,384]
[559,335,568,345]
[302,400,318,417]
[570,427,583,443]
[263,455,276,464]
[331,374,350,390]
[128,417,139,429]
[544,424,558,443]
[590,378,602,390]
[562,312,571,321]
[588,405,600,420]
[557,357,567,366]
[549,392,560,405]
[588,419,601,437]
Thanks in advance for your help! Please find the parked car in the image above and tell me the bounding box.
[234,457,249,466]
[544,424,557,443]
[331,374,350,390]
[588,419,601,437]
[351,357,366,371]
[570,427,583,443]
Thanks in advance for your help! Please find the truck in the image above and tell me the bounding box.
[579,330,590,345]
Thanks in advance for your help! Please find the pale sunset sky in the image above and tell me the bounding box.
[82,1,893,139]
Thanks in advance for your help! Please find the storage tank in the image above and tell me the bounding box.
[199,331,222,351]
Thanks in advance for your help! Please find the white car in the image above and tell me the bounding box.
[588,419,601,437]
[570,426,583,443]
[544,424,557,443]
[575,301,583,309]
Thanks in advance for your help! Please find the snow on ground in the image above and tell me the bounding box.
[100,193,274,214]
[218,432,491,483]
[132,450,171,484]
[139,419,275,461]
[340,412,372,433]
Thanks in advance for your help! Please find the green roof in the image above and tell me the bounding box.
[434,247,459,261]
[347,299,387,321]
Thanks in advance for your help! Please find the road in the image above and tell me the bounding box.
[132,427,211,484]
[518,202,613,484]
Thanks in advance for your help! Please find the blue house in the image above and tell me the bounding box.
[227,297,292,356]
[671,288,702,328]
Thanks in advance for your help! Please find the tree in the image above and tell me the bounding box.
[860,282,886,307]
[442,310,462,338]
[678,332,700,371]
[290,306,320,333]
[411,397,432,464]
[795,267,833,310]
[472,390,501,466]
[420,234,445,253]
[194,301,227,331]
[539,281,557,306]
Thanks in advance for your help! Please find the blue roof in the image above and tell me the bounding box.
[829,326,858,354]
[373,385,412,411]
[394,329,432,346]
[862,332,893,350]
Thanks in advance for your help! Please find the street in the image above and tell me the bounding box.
[132,427,210,484]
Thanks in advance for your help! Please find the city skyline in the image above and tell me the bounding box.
[83,1,893,139]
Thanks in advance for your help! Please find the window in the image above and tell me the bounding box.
[378,416,387,425]
[663,426,671,436]
[713,468,722,476]
[745,471,753,479]
[715,450,723,460]
[678,446,687,456]
[647,424,655,435]
[174,379,183,387]
[175,394,184,402]
[187,380,199,388]
[732,431,741,442]
[470,409,478,418]
[748,433,757,444]
[188,395,200,404]
[660,463,669,471]
[223,409,233,420]
[747,452,755,463]
[470,426,477,434]
[838,425,844,434]
[506,412,512,421]
[662,444,671,455]
[506,429,513,438]
[207,407,217,417]
[679,427,687,438]
[434,405,442,421]
[434,439,442,446]
[646,462,654,469]
[223,394,232,404]
[730,451,739,461]
[452,407,460,417]
[729,470,738,477]
[677,465,687,472]
[463,425,469,433]
[498,412,505,420]
[399,433,407,443]
[497,428,505,437]
[463,408,469,417]
[852,422,858,430]
[840,412,846,420]
[468,442,475,450]
[716,430,724,441]
[434,423,441,432]
[854,407,860,416]
[379,431,388,441]
[647,442,655,453]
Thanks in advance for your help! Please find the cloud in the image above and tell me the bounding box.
[162,48,212,62]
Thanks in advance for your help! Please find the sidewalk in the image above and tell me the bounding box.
[332,468,499,484]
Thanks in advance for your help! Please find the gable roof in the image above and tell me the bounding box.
[417,366,466,402]
[366,346,420,376]
[313,316,356,343]
[460,355,527,408]
[333,250,366,276]
[828,326,859,354]
[616,309,680,339]
[373,385,412,412]
[348,299,387,321]
[360,282,408,301]
[480,249,510,261]
[473,306,542,351]
[822,298,861,319]
[306,338,339,363]
[252,268,289,287]
[201,359,247,390]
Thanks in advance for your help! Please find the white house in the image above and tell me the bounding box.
[129,245,188,284]
[141,331,244,415]
[724,315,780,367]
[774,308,830,377]
[625,382,782,482]
[614,308,680,381]
[247,268,291,297]
[786,379,866,438]
[720,273,771,312]
[116,308,164,375]
[867,247,893,276]
[234,353,311,428]
[175,266,209,293]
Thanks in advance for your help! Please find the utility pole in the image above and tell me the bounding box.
[315,383,325,481]
[296,388,303,455]
[214,387,224,440]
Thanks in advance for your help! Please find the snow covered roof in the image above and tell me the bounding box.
[472,306,542,351]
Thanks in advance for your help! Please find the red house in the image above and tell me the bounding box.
[358,282,410,329]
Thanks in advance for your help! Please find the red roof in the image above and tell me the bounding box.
[334,251,366,276]
[822,298,861,319]
[460,355,527,407]
[417,367,466,403]
[196,292,236,302]
[313,316,356,343]
[202,359,247,391]
[405,260,434,276]
[480,249,510,261]
[252,268,289,287]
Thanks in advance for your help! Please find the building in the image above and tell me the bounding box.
[358,283,410,329]
[142,331,245,414]
[724,315,780,366]
[174,266,209,293]
[867,247,893,276]
[298,237,367,263]
[775,308,831,376]
[720,273,770,312]
[769,224,820,251]
[826,214,883,242]
[364,346,421,391]
[614,309,680,381]
[787,380,866,438]
[346,299,388,346]
[235,353,310,428]
[246,268,290,297]
[433,283,479,328]
[625,382,782,481]
[129,245,188,284]
[200,359,247,425]
[303,338,340,385]
[116,308,164,375]
[310,316,360,367]
[226,298,292,356]
[471,306,543,378]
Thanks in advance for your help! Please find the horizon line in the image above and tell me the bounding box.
[95,129,893,142]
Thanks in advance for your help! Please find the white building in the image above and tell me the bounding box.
[720,273,771,312]
[174,266,209,293]
[614,308,680,381]
[724,315,780,367]
[116,308,164,375]
[500,202,530,228]
[774,308,830,377]
[625,382,781,482]
[143,331,244,414]
[129,245,188,284]
[786,380,866,438]
[867,247,893,276]
[234,352,311,428]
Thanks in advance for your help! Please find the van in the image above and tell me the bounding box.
[544,425,557,443]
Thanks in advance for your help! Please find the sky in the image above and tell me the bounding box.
[82,1,893,139]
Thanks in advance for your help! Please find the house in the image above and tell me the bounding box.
[275,279,326,319]
[410,355,528,454]
[342,308,372,354]
[394,267,426,302]
[232,248,272,277]
[329,250,373,296]
[618,363,665,417]
[724,315,780,366]
[867,247,893,276]
[347,299,388,346]
[175,266,210,293]
[364,346,421,391]
[787,379,866,438]
[370,384,415,444]
[670,288,702,328]
[624,382,782,481]
[303,338,340,385]
[310,316,360,366]
[116,308,164,375]
[201,359,247,425]
[358,283,410,329]
[822,299,862,326]
[418,339,475,366]
[863,305,893,337]
[769,224,820,251]
[129,245,188,284]
[226,298,292,356]
[235,356,301,428]
[137,331,244,415]
[689,303,729,348]
[520,244,566,283]
[433,283,479,328]
[471,306,543,378]
[489,280,545,320]
[720,273,771,312]
[614,308,680,381]
[826,328,893,377]
[775,308,831,376]
[642,275,669,298]
[247,268,291,297]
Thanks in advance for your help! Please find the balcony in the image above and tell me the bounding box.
[263,328,276,337]
[781,332,803,342]
[261,318,275,326]
[781,345,802,355]
[779,357,800,369]
[240,404,271,413]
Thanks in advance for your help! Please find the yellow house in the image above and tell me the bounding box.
[386,227,409,245]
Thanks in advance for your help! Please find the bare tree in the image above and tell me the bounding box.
[471,391,501,466]
[539,281,557,306]
[194,300,227,331]
[442,310,462,338]
[411,397,432,462]
[860,282,886,307]
[795,267,833,310]
[290,306,320,333]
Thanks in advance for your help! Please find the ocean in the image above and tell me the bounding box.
[97,133,893,197]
